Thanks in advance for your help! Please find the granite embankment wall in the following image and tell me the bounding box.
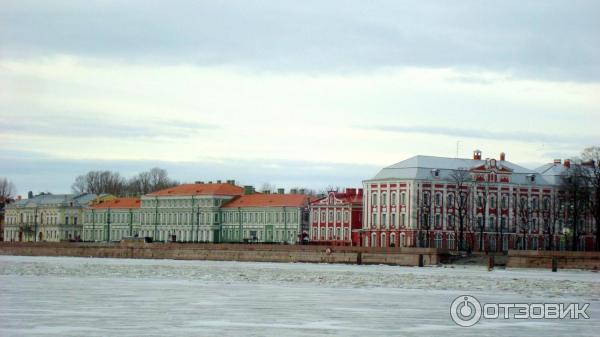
[507,250,600,270]
[0,242,448,266]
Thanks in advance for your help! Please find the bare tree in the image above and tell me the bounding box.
[581,146,600,251]
[518,195,532,250]
[0,177,16,200]
[449,168,471,251]
[561,162,590,251]
[473,179,490,252]
[259,183,276,193]
[417,190,432,248]
[542,191,563,251]
[73,168,177,197]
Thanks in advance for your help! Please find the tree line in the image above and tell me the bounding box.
[71,167,179,197]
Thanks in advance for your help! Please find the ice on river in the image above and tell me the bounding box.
[0,255,599,336]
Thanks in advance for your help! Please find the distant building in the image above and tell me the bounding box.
[221,192,313,243]
[83,198,141,242]
[309,188,363,246]
[362,151,596,251]
[3,193,98,242]
[0,196,13,242]
[138,182,244,242]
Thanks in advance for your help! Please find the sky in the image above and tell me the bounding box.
[1,0,599,195]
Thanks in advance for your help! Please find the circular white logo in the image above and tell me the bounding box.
[450,295,482,327]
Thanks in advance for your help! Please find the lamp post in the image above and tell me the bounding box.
[106,208,111,242]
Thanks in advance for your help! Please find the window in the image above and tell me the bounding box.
[490,196,497,208]
[501,196,508,209]
[400,193,406,204]
[423,192,430,206]
[391,193,396,205]
[401,214,406,227]
[477,195,483,207]
[371,233,377,247]
[382,214,387,228]
[434,233,442,248]
[400,233,406,247]
[372,213,378,226]
[447,194,454,207]
[447,215,454,227]
[435,214,441,227]
[381,193,387,206]
[344,211,349,223]
[372,193,378,206]
[381,233,386,247]
[391,213,396,227]
[336,211,341,222]
[435,193,441,206]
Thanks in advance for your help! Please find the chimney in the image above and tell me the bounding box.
[553,159,561,165]
[243,185,255,195]
[564,159,571,168]
[357,188,364,196]
[217,180,221,184]
[500,152,506,161]
[195,181,204,184]
[346,188,356,196]
[277,188,285,195]
[17,195,22,200]
[290,188,298,194]
[28,191,33,199]
[208,181,213,184]
[473,150,482,160]
[264,190,271,195]
[582,160,595,168]
[299,188,306,195]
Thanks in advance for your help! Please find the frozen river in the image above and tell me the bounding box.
[0,256,599,336]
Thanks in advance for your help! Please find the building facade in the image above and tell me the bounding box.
[309,188,363,246]
[137,182,244,243]
[3,193,98,242]
[83,198,141,242]
[220,193,312,244]
[362,151,596,251]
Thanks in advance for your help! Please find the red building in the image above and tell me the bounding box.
[309,188,363,246]
[362,151,597,252]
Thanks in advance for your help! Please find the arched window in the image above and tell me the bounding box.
[391,193,397,205]
[448,234,455,250]
[371,233,377,248]
[381,193,387,206]
[381,233,386,247]
[400,233,406,247]
[434,233,442,248]
[390,233,396,247]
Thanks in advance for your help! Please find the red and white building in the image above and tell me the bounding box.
[309,188,363,246]
[362,150,597,251]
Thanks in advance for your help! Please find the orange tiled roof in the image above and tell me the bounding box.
[91,198,141,209]
[222,194,313,208]
[147,183,244,197]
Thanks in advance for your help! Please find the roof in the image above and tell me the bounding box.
[147,183,244,197]
[368,155,548,185]
[91,198,141,209]
[9,193,98,208]
[222,194,313,208]
[311,189,363,206]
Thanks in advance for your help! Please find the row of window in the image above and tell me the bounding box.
[141,198,223,208]
[313,209,351,223]
[311,227,351,241]
[370,192,407,206]
[5,215,77,226]
[222,211,299,224]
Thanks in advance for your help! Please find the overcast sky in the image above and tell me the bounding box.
[1,1,599,195]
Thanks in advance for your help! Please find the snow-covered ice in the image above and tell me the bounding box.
[0,255,598,336]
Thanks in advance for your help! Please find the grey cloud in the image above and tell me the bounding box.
[368,125,600,145]
[2,114,217,140]
[0,151,379,195]
[0,1,599,82]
